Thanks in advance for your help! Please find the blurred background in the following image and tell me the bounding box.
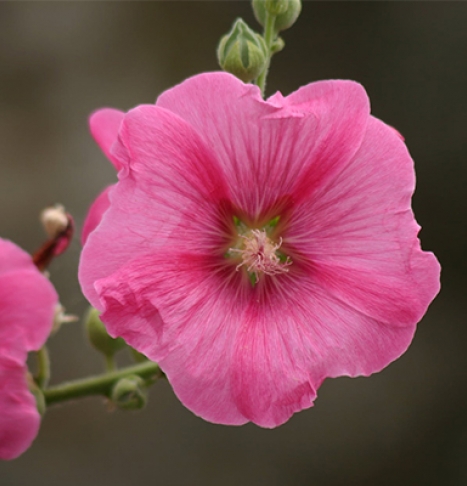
[0,2,466,485]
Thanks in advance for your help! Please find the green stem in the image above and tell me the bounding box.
[105,354,117,373]
[256,11,277,96]
[35,346,51,388]
[43,361,163,406]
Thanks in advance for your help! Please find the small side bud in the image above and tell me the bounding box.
[252,0,302,32]
[85,307,126,358]
[111,375,147,411]
[270,37,285,54]
[217,18,268,83]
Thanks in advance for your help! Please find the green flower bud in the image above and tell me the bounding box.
[252,0,302,32]
[85,307,126,358]
[217,18,268,83]
[270,36,285,54]
[111,375,147,411]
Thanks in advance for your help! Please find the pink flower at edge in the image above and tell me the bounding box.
[79,72,441,428]
[81,108,124,245]
[0,239,57,460]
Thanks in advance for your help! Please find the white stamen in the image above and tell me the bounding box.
[229,229,292,283]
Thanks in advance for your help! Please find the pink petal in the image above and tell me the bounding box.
[81,185,113,245]
[0,239,57,460]
[95,254,244,423]
[96,254,251,425]
[0,239,33,275]
[230,296,318,427]
[285,116,440,327]
[226,273,417,426]
[0,357,40,460]
[79,105,231,309]
[266,275,418,383]
[89,108,125,170]
[156,73,369,218]
[0,269,57,360]
[95,252,317,427]
[0,240,57,356]
[94,247,418,428]
[82,108,125,244]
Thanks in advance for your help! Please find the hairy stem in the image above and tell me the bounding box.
[105,354,117,373]
[256,11,277,96]
[43,361,163,406]
[35,346,51,388]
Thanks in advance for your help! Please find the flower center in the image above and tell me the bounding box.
[228,227,292,284]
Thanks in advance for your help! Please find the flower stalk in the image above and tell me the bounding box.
[43,361,164,406]
[256,10,277,95]
[34,346,51,389]
[104,354,117,373]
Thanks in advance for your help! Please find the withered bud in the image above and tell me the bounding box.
[40,204,69,239]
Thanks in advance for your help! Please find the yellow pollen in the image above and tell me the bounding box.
[229,229,292,283]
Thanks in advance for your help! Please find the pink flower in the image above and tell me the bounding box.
[79,73,440,428]
[0,239,57,459]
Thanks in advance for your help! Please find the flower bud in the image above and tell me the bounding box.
[85,307,126,358]
[270,37,285,54]
[252,0,302,32]
[34,204,74,270]
[217,18,268,83]
[40,204,69,239]
[111,375,147,411]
